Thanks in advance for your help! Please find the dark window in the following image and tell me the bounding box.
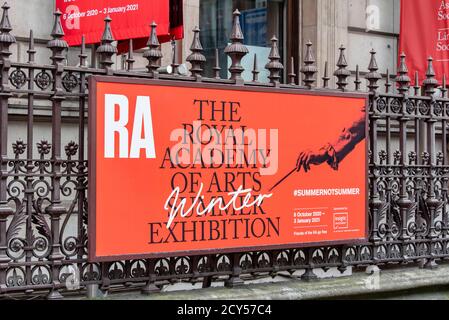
[200,0,285,81]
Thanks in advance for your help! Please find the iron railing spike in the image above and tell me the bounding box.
[50,9,65,39]
[186,26,206,78]
[225,9,248,83]
[78,35,87,67]
[171,38,179,75]
[354,64,361,91]
[147,21,160,47]
[423,56,438,96]
[334,45,350,90]
[385,69,391,93]
[396,52,411,95]
[322,61,330,88]
[143,22,162,77]
[47,10,68,65]
[27,29,35,63]
[265,35,283,85]
[288,56,296,85]
[252,53,259,82]
[80,34,85,54]
[127,38,135,71]
[213,48,221,79]
[442,74,447,98]
[101,15,113,41]
[0,1,15,54]
[414,71,421,96]
[300,41,317,88]
[0,2,12,33]
[365,49,381,92]
[96,16,117,73]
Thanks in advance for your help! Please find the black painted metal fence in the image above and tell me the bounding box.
[0,4,448,299]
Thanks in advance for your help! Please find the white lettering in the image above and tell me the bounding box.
[130,96,156,159]
[164,184,273,229]
[104,95,156,159]
[104,94,129,158]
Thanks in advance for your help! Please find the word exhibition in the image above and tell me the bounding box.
[89,77,368,261]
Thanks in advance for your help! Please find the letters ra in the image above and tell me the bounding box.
[104,94,156,159]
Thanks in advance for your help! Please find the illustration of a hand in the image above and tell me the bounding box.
[270,110,365,191]
[296,148,329,173]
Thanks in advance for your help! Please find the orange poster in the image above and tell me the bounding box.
[88,76,368,262]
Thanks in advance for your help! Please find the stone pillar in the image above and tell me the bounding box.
[302,0,349,88]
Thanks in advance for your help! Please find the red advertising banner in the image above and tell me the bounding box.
[88,77,368,262]
[116,0,184,53]
[56,0,170,46]
[399,0,449,83]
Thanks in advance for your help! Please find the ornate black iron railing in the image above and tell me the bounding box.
[0,3,448,299]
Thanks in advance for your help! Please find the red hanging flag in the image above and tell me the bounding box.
[399,0,449,84]
[56,0,170,46]
[117,0,184,54]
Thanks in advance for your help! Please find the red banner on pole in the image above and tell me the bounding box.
[56,0,170,46]
[399,0,449,84]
